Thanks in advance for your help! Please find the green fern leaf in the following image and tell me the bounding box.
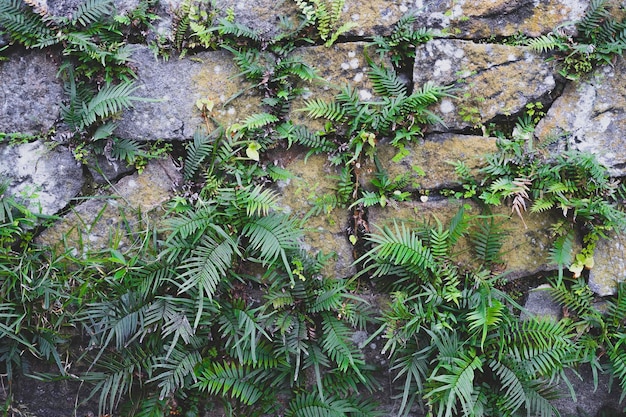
[176,232,238,300]
[72,0,114,26]
[367,61,407,97]
[82,82,144,128]
[148,347,202,400]
[243,214,302,277]
[240,112,279,131]
[195,362,265,405]
[299,98,346,122]
[360,222,436,277]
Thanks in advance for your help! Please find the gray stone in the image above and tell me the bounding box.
[414,40,558,131]
[589,235,626,296]
[372,133,497,192]
[535,57,626,177]
[552,366,626,417]
[275,153,356,279]
[0,49,64,136]
[37,157,181,253]
[116,45,261,141]
[0,141,84,216]
[85,153,136,184]
[521,284,562,321]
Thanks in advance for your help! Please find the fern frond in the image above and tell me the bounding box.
[530,198,555,213]
[195,362,265,405]
[149,347,202,400]
[488,359,526,415]
[299,98,346,122]
[72,0,114,26]
[242,213,302,273]
[216,18,261,42]
[525,34,568,53]
[285,392,354,417]
[426,350,483,417]
[577,0,610,37]
[360,222,436,277]
[82,82,143,128]
[244,185,280,217]
[176,232,238,300]
[184,129,213,180]
[470,217,507,265]
[0,0,56,48]
[367,61,407,97]
[110,138,142,164]
[240,112,279,131]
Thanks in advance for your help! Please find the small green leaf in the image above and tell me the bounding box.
[246,142,261,161]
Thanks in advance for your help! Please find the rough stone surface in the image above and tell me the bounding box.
[552,366,626,417]
[290,41,394,130]
[521,284,562,321]
[373,133,497,192]
[367,198,564,280]
[0,50,63,135]
[414,39,558,131]
[116,45,261,141]
[535,57,626,177]
[0,141,83,216]
[589,235,626,296]
[37,157,181,253]
[276,153,355,278]
[437,0,588,38]
[85,153,136,184]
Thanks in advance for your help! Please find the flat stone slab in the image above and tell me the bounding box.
[588,235,626,296]
[37,157,181,253]
[373,133,497,192]
[535,57,626,177]
[116,45,261,141]
[367,198,564,280]
[276,153,355,278]
[0,141,83,216]
[414,40,557,131]
[0,50,63,136]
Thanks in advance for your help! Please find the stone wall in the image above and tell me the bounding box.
[2,0,626,415]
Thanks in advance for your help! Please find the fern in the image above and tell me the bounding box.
[184,129,213,180]
[195,362,266,405]
[176,232,238,301]
[359,222,436,278]
[426,346,483,417]
[243,214,301,270]
[0,0,56,48]
[71,0,114,27]
[215,18,261,42]
[367,60,407,97]
[299,98,347,122]
[470,217,507,266]
[148,347,202,400]
[320,312,365,374]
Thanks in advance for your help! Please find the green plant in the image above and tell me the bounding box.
[369,12,435,70]
[0,0,138,82]
[453,115,626,282]
[549,278,626,403]
[0,180,69,398]
[357,206,580,417]
[294,0,357,47]
[525,0,626,79]
[298,58,454,167]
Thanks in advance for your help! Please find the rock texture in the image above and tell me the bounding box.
[0,141,84,216]
[0,50,63,136]
[414,40,559,131]
[4,0,626,414]
[536,58,626,177]
[116,46,259,141]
